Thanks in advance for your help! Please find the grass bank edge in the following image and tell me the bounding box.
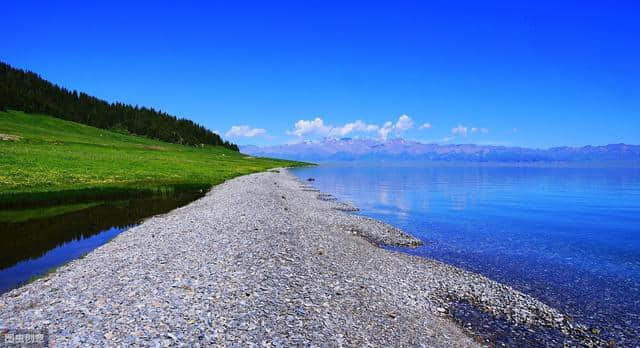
[0,110,312,207]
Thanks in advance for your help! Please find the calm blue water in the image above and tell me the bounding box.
[292,165,640,344]
[0,226,127,293]
[0,190,204,294]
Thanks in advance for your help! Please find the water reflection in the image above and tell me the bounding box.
[291,164,640,345]
[0,190,204,293]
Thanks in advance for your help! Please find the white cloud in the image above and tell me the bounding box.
[288,114,415,141]
[394,114,413,131]
[329,120,379,137]
[452,125,468,136]
[451,124,489,137]
[419,123,432,130]
[471,127,489,134]
[287,117,331,137]
[378,121,394,140]
[377,114,414,140]
[452,125,488,137]
[225,125,267,138]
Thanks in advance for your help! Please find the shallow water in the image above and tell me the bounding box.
[292,164,640,345]
[0,191,204,294]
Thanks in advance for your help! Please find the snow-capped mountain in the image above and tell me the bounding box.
[241,138,640,164]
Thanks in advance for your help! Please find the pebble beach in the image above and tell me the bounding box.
[0,169,602,346]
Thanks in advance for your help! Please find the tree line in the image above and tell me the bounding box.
[0,61,239,151]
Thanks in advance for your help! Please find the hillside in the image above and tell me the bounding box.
[0,61,237,150]
[0,110,301,204]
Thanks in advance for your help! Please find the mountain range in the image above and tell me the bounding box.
[242,138,640,164]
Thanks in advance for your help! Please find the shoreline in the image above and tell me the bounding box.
[0,169,600,346]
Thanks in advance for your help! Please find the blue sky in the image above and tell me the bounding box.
[3,1,639,148]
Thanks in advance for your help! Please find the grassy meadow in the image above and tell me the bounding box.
[0,110,304,205]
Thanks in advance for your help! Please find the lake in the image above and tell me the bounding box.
[0,190,205,294]
[292,164,640,345]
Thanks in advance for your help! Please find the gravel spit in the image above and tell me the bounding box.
[0,169,599,346]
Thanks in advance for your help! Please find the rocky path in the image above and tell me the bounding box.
[0,170,592,346]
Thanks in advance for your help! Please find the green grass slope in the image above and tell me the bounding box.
[0,110,303,204]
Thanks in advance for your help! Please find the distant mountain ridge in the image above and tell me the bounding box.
[242,138,640,163]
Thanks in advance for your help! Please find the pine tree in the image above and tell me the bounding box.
[0,61,238,151]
